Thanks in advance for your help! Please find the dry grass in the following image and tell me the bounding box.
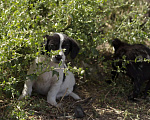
[1,58,150,120]
[1,45,150,119]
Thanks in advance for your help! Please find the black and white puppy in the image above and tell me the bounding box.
[18,33,81,107]
[112,38,150,101]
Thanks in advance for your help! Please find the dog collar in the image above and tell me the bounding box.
[63,66,66,82]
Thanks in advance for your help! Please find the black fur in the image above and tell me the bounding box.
[66,36,80,59]
[42,34,80,59]
[112,38,150,100]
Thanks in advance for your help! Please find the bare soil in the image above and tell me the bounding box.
[1,48,150,120]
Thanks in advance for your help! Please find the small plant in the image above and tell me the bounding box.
[0,0,150,119]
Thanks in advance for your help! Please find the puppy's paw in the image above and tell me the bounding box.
[18,94,25,100]
[48,100,62,108]
[56,103,62,108]
[69,92,81,100]
[47,98,58,107]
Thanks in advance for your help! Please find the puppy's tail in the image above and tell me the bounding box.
[112,38,129,51]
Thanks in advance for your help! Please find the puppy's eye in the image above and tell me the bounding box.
[62,44,69,49]
[49,44,57,50]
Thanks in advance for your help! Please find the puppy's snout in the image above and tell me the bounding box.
[55,55,62,61]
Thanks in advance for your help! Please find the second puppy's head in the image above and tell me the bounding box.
[43,33,80,63]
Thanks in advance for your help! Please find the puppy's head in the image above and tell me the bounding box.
[43,33,80,63]
[112,38,129,51]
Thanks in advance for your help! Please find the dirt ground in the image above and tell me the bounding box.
[12,72,150,120]
[1,44,150,120]
[16,54,150,120]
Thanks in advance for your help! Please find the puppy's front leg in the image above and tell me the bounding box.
[47,83,61,107]
[18,79,34,100]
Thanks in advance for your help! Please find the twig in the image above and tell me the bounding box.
[71,97,93,107]
[56,88,69,113]
[59,88,69,103]
[104,87,116,106]
[87,113,94,120]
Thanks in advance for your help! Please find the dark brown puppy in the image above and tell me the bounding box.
[112,38,150,101]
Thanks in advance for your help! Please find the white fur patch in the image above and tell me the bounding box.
[56,33,64,49]
[18,33,81,107]
[56,33,65,60]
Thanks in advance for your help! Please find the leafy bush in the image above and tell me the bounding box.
[0,0,150,119]
[0,0,105,98]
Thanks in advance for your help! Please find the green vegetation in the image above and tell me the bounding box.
[0,0,150,119]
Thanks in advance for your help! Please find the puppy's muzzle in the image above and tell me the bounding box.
[55,55,62,61]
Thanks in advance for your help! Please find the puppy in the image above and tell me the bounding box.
[18,33,81,107]
[112,38,150,100]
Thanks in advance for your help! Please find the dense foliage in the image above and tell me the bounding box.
[0,0,150,119]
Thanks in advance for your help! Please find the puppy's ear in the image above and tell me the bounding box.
[41,35,52,54]
[43,35,52,45]
[68,37,80,59]
[112,38,129,51]
[43,35,54,46]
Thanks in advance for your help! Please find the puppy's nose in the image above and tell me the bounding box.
[55,55,62,61]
